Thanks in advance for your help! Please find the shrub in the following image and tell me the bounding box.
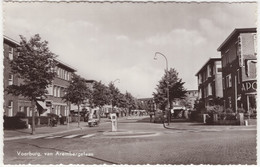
[225,108,233,113]
[4,116,28,129]
[47,113,58,118]
[206,105,223,114]
[15,112,26,118]
[237,108,245,113]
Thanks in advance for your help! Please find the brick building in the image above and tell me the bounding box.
[196,58,223,107]
[3,36,76,117]
[3,36,21,116]
[217,28,257,112]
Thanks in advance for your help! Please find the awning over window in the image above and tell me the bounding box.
[36,101,48,110]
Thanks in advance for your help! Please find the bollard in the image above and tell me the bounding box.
[203,114,207,124]
[110,113,117,132]
[238,113,244,125]
[244,120,248,126]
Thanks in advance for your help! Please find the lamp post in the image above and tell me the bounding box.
[154,52,170,125]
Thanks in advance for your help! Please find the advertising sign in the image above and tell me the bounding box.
[242,80,257,94]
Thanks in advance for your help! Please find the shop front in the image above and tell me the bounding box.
[241,80,257,113]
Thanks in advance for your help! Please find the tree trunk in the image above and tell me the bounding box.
[31,100,36,135]
[77,104,80,128]
[67,102,70,127]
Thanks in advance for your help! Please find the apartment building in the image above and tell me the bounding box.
[3,36,76,117]
[217,28,257,112]
[195,58,223,107]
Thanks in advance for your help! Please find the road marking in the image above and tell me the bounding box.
[44,135,62,139]
[80,134,95,138]
[29,135,49,139]
[62,134,81,138]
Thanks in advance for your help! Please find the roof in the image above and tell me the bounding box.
[4,35,20,46]
[217,28,257,51]
[4,36,76,72]
[85,80,96,83]
[195,58,221,76]
[138,98,153,101]
[55,59,77,72]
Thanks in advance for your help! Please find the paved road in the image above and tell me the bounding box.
[4,116,257,165]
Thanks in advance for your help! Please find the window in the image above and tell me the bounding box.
[245,59,257,77]
[228,74,232,88]
[57,68,60,77]
[237,69,240,84]
[8,101,13,116]
[19,106,24,112]
[67,72,70,81]
[9,47,13,60]
[222,77,225,90]
[198,74,202,84]
[228,97,232,108]
[207,65,211,77]
[226,74,232,88]
[237,36,243,67]
[46,84,53,95]
[253,33,257,54]
[56,87,60,97]
[53,86,57,97]
[8,74,13,85]
[208,83,212,96]
[64,71,68,80]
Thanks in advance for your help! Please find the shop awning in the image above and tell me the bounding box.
[36,101,48,110]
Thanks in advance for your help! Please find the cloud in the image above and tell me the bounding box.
[146,29,206,47]
[3,2,257,98]
[116,35,129,41]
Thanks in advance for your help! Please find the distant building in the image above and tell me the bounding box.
[195,58,223,107]
[185,90,198,109]
[3,36,76,117]
[217,28,257,112]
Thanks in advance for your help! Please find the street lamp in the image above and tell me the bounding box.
[154,52,170,126]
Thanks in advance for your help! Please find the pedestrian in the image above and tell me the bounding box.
[150,113,153,122]
[59,114,63,125]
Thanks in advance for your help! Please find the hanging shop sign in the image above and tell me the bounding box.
[242,80,257,93]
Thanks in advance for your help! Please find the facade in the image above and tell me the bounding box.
[3,36,21,117]
[43,59,76,116]
[3,36,76,117]
[196,58,223,107]
[217,28,257,112]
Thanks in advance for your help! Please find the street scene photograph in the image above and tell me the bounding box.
[2,0,258,165]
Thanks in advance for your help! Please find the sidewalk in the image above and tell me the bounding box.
[164,121,257,131]
[4,121,91,141]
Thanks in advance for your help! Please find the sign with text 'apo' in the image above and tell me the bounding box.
[242,80,257,94]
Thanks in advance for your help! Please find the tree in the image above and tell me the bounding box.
[62,74,92,127]
[5,34,57,134]
[125,91,136,115]
[91,81,111,108]
[108,82,121,111]
[153,68,187,110]
[153,68,187,124]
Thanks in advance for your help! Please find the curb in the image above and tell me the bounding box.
[163,124,257,132]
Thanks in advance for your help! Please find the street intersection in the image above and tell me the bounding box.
[4,116,257,165]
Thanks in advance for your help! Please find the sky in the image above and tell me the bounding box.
[3,1,257,98]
